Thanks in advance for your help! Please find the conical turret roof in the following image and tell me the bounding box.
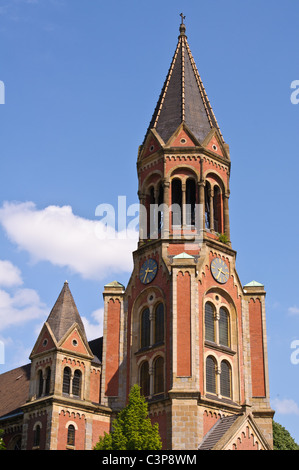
[144,19,224,145]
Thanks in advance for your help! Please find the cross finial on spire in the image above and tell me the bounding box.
[179,13,186,36]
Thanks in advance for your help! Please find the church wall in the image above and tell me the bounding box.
[25,411,48,450]
[92,416,111,449]
[90,368,101,403]
[176,271,191,377]
[57,410,86,450]
[105,299,121,397]
[248,298,266,398]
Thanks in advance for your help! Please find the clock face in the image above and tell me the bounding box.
[139,259,158,285]
[211,258,229,284]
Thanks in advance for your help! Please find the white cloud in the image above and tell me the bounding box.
[0,287,47,331]
[82,307,104,340]
[0,260,23,287]
[271,398,299,416]
[0,201,138,281]
[288,306,299,315]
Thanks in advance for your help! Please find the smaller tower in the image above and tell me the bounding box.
[22,282,110,450]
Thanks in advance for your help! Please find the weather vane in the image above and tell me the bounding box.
[180,13,186,24]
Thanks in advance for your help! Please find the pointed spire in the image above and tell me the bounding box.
[143,17,224,146]
[46,282,88,343]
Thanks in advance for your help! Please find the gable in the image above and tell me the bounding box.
[30,322,57,358]
[59,326,92,358]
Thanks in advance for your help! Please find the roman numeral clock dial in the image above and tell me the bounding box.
[211,258,229,284]
[139,259,158,285]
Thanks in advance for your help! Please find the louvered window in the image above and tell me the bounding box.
[141,308,150,348]
[205,303,215,342]
[219,308,229,347]
[72,370,81,397]
[220,361,231,398]
[154,303,164,344]
[140,361,150,397]
[154,356,164,395]
[206,356,216,394]
[63,367,71,394]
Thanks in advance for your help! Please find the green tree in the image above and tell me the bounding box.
[273,421,299,450]
[94,385,162,450]
[0,430,6,450]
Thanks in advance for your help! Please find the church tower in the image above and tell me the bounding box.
[102,17,274,450]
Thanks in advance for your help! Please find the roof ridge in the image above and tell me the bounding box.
[152,37,182,131]
[198,413,241,450]
[184,40,224,142]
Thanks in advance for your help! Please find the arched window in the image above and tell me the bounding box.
[171,178,182,226]
[67,424,75,447]
[141,308,150,349]
[154,303,164,344]
[72,370,82,397]
[63,367,71,395]
[186,178,196,225]
[219,308,229,347]
[37,370,43,397]
[205,303,215,342]
[33,424,41,447]
[220,360,231,398]
[206,356,216,394]
[45,367,51,395]
[140,361,150,397]
[153,356,164,395]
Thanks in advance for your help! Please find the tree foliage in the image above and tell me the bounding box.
[94,385,162,450]
[0,430,6,450]
[273,421,299,450]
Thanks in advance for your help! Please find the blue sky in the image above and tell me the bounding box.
[0,0,299,444]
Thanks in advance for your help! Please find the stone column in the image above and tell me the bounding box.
[223,191,230,240]
[209,188,214,231]
[163,179,170,239]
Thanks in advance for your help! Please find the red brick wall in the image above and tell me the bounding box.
[248,298,266,397]
[92,419,110,448]
[57,411,86,450]
[177,271,191,377]
[232,426,259,450]
[90,368,101,403]
[105,299,120,396]
[203,410,222,436]
[150,410,167,449]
